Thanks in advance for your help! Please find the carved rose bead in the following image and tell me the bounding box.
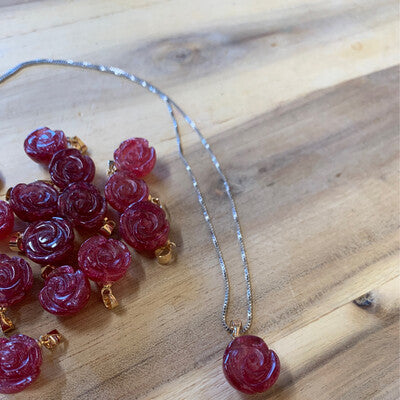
[22,217,74,265]
[0,201,14,240]
[39,266,91,316]
[120,201,169,254]
[24,127,67,165]
[0,255,33,308]
[0,334,42,394]
[58,182,107,230]
[49,148,95,189]
[78,236,131,284]
[9,181,59,222]
[105,171,149,213]
[114,138,156,178]
[222,335,280,394]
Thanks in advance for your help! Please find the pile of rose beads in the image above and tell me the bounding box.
[0,129,175,394]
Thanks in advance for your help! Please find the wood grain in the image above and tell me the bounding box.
[0,1,399,399]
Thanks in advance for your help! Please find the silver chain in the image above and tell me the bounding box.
[0,59,252,335]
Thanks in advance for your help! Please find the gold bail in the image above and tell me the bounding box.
[0,307,14,333]
[99,218,116,237]
[41,265,57,280]
[155,240,176,265]
[5,187,12,201]
[38,329,62,350]
[9,232,23,252]
[101,284,118,309]
[107,160,117,176]
[67,136,87,154]
[230,320,243,338]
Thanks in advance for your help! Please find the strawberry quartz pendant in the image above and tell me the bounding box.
[120,200,174,263]
[105,171,149,213]
[39,266,91,316]
[9,181,59,222]
[78,236,131,309]
[0,201,14,240]
[49,148,95,189]
[113,138,156,178]
[0,255,33,333]
[24,127,67,165]
[0,330,62,394]
[223,334,280,394]
[16,217,74,265]
[58,182,107,230]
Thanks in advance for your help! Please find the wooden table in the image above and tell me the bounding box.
[0,1,398,399]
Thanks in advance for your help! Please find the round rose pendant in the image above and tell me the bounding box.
[39,265,91,316]
[0,334,42,394]
[222,335,280,394]
[58,182,107,230]
[120,200,169,256]
[9,181,59,222]
[24,127,67,165]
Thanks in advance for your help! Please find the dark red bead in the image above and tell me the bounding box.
[0,334,42,394]
[22,217,74,265]
[9,181,58,222]
[78,236,131,284]
[24,127,68,165]
[120,201,169,255]
[39,265,91,316]
[114,138,156,178]
[0,255,33,308]
[49,148,95,189]
[0,201,14,240]
[58,182,107,230]
[222,335,280,394]
[105,171,149,213]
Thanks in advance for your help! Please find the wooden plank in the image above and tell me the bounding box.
[0,1,398,399]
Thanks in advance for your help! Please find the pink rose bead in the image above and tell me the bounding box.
[0,254,33,308]
[114,138,156,178]
[24,127,67,165]
[0,201,14,240]
[222,335,280,394]
[105,171,149,213]
[39,265,91,316]
[78,236,131,284]
[58,182,107,230]
[49,148,95,189]
[0,334,42,394]
[22,217,74,265]
[9,181,59,222]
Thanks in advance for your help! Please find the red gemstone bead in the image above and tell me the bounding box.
[24,127,68,165]
[58,182,107,230]
[39,265,91,316]
[105,171,149,213]
[22,217,74,265]
[0,201,14,240]
[78,236,131,284]
[0,334,42,394]
[114,138,156,178]
[49,148,95,189]
[222,335,280,394]
[9,181,58,222]
[0,255,33,308]
[120,201,169,255]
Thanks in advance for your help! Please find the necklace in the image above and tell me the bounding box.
[0,59,280,394]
